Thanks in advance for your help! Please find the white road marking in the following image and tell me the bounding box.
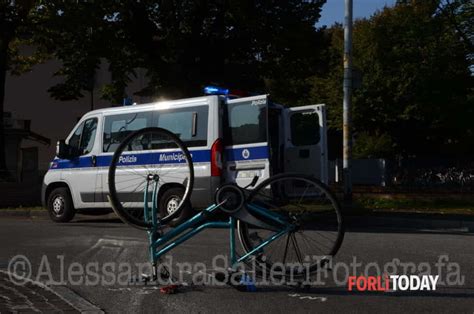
[288,293,327,302]
[76,236,144,261]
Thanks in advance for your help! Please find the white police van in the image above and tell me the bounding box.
[42,88,328,223]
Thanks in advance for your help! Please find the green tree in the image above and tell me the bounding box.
[438,0,473,57]
[0,0,328,179]
[311,0,473,158]
[30,1,140,103]
[30,0,327,102]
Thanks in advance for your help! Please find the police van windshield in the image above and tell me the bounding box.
[223,100,267,146]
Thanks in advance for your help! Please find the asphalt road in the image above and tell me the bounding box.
[0,215,473,313]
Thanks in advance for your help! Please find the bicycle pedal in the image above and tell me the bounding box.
[158,271,170,281]
[140,273,157,284]
[218,271,257,292]
[214,271,227,283]
[238,274,257,292]
[129,275,143,284]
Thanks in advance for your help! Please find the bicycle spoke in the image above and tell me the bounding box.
[282,233,291,265]
[290,233,303,264]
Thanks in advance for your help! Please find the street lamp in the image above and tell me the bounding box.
[343,0,353,203]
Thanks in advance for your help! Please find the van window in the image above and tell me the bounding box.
[81,118,98,154]
[103,111,152,152]
[224,101,267,145]
[156,106,208,147]
[68,117,98,155]
[290,112,320,146]
[68,122,83,150]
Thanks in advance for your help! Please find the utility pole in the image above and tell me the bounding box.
[90,88,94,111]
[343,0,353,203]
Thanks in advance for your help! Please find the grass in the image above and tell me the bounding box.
[353,197,474,215]
[1,198,474,216]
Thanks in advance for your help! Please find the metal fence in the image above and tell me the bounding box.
[330,157,474,190]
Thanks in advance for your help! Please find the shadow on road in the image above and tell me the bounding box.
[110,283,474,299]
[291,286,474,299]
[63,213,474,236]
[65,215,124,227]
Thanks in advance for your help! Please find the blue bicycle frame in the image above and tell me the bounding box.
[143,179,295,268]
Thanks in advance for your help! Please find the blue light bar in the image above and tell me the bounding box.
[204,86,229,95]
[123,97,133,106]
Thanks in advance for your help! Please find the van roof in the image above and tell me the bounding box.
[82,95,215,118]
[80,94,283,120]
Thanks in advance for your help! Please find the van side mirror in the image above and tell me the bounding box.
[56,140,71,159]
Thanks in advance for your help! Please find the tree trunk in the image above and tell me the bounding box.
[0,40,8,177]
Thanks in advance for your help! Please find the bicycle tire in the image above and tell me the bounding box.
[108,127,194,229]
[237,173,344,278]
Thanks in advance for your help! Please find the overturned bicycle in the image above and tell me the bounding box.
[107,126,345,288]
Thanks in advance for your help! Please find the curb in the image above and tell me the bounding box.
[0,270,103,314]
[49,285,104,314]
[0,209,48,217]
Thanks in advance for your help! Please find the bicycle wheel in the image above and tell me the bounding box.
[108,127,194,229]
[237,173,344,278]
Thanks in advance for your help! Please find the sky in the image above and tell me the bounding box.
[317,0,397,27]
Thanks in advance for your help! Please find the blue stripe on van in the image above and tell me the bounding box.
[51,150,211,170]
[49,146,268,169]
[225,146,269,162]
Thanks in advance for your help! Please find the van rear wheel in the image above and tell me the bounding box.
[47,187,75,223]
[159,187,193,227]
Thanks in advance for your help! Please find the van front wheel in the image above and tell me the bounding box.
[47,187,75,223]
[159,187,193,227]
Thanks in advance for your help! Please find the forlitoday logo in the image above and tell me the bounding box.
[348,275,439,292]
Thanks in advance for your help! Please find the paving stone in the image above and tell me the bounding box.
[0,272,79,313]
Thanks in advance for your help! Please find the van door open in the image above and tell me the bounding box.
[223,95,271,188]
[284,105,328,184]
